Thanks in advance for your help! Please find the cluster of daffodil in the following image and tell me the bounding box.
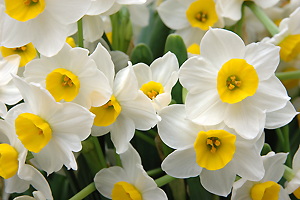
[1,0,300,200]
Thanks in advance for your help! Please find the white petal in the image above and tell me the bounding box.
[91,124,112,137]
[230,144,264,181]
[5,175,29,194]
[0,80,22,105]
[0,101,7,117]
[131,165,157,193]
[231,179,254,200]
[157,0,190,30]
[90,43,115,88]
[162,147,202,178]
[179,56,218,94]
[285,170,300,194]
[110,50,129,73]
[142,188,168,200]
[120,144,142,176]
[265,101,297,129]
[185,90,226,126]
[114,64,139,102]
[120,91,157,130]
[224,100,266,139]
[45,0,92,25]
[116,0,146,4]
[0,55,20,85]
[249,75,290,112]
[82,15,104,43]
[261,152,287,183]
[175,27,205,47]
[94,166,129,198]
[200,165,236,197]
[152,92,171,112]
[132,63,152,88]
[110,114,135,154]
[200,28,245,69]
[150,52,179,87]
[87,0,114,15]
[218,0,243,21]
[244,42,280,81]
[128,4,150,27]
[253,0,280,9]
[157,104,198,149]
[293,146,300,172]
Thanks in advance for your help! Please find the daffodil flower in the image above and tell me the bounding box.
[23,43,112,109]
[133,51,179,112]
[231,152,290,200]
[90,43,158,154]
[0,119,53,200]
[179,28,297,139]
[157,104,265,197]
[6,75,95,174]
[94,144,167,200]
[0,0,92,57]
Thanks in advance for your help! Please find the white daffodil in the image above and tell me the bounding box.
[0,0,92,57]
[94,144,167,200]
[217,0,280,25]
[284,145,300,198]
[157,104,265,197]
[5,75,95,174]
[23,43,112,109]
[0,54,22,117]
[263,7,300,63]
[157,0,224,47]
[231,152,290,200]
[90,43,158,154]
[132,52,179,112]
[0,119,53,200]
[179,28,297,140]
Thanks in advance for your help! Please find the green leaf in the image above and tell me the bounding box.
[131,43,153,65]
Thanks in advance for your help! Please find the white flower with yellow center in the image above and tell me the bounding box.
[231,152,290,200]
[90,43,158,154]
[94,144,167,200]
[157,104,265,196]
[157,0,224,47]
[179,28,297,139]
[23,43,112,109]
[0,119,53,199]
[5,75,95,174]
[263,7,300,63]
[217,0,280,25]
[132,52,179,112]
[0,54,22,117]
[0,0,92,57]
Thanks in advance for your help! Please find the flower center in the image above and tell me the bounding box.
[0,143,19,179]
[45,68,80,102]
[293,185,300,199]
[278,34,300,62]
[186,0,218,30]
[250,181,280,200]
[15,113,52,153]
[217,58,259,104]
[1,43,36,67]
[111,181,142,200]
[4,0,45,22]
[90,95,121,127]
[194,129,236,170]
[140,81,164,100]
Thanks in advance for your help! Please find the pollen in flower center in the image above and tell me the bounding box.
[140,81,164,100]
[4,0,45,22]
[61,75,73,87]
[194,129,236,170]
[217,58,259,104]
[226,75,242,90]
[186,0,218,30]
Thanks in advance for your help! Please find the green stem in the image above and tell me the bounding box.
[276,71,300,80]
[77,18,84,48]
[282,125,292,168]
[147,168,164,177]
[147,129,157,138]
[244,1,279,36]
[155,175,176,187]
[283,165,295,182]
[26,151,34,162]
[69,182,96,200]
[135,130,156,146]
[63,167,80,194]
[276,128,285,152]
[236,5,245,37]
[91,136,107,169]
[212,194,220,200]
